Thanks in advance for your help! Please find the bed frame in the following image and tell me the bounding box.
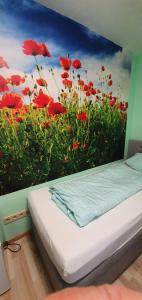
[32,140,142,290]
[127,140,142,157]
[33,226,142,290]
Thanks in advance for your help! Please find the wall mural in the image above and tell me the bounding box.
[0,0,131,195]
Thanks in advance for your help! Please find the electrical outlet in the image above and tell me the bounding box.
[3,209,29,225]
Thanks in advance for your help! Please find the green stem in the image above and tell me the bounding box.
[34,57,51,96]
[46,60,60,94]
[34,56,42,77]
[84,69,88,83]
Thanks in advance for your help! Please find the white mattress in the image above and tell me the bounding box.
[28,188,142,283]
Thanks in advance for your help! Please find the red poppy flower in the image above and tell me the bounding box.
[86,88,97,97]
[0,56,9,69]
[33,90,53,108]
[120,104,126,111]
[0,150,4,158]
[84,84,95,94]
[0,75,9,92]
[67,80,72,89]
[22,87,33,96]
[15,117,23,123]
[72,59,81,69]
[109,98,116,107]
[77,111,87,122]
[61,72,69,79]
[39,43,51,57]
[108,80,113,87]
[48,102,66,116]
[10,75,25,86]
[22,40,41,56]
[117,101,122,109]
[78,79,84,86]
[59,57,71,71]
[36,78,47,86]
[62,79,72,88]
[101,66,105,71]
[0,93,23,109]
[72,142,80,150]
[88,81,93,88]
[118,102,128,111]
[90,88,96,95]
[84,84,89,91]
[86,90,91,97]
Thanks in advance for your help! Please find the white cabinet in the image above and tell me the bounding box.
[0,243,10,295]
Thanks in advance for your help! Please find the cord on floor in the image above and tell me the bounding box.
[3,241,21,252]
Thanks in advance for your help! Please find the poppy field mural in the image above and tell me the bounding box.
[0,0,131,195]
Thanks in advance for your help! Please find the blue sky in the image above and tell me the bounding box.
[0,0,122,72]
[0,0,131,102]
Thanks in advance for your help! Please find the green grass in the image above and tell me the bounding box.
[0,96,126,195]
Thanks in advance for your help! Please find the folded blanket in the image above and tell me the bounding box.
[49,163,142,227]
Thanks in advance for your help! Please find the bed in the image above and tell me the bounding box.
[28,140,142,290]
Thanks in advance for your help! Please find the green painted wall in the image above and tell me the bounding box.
[124,54,142,157]
[0,160,122,241]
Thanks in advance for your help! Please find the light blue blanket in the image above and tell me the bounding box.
[49,163,142,227]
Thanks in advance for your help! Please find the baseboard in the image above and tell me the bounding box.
[3,230,32,245]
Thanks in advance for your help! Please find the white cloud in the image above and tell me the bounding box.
[79,49,131,100]
[0,47,131,103]
[44,39,65,57]
[31,66,63,100]
[0,35,66,72]
[0,35,33,71]
[85,28,101,40]
[25,49,131,103]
